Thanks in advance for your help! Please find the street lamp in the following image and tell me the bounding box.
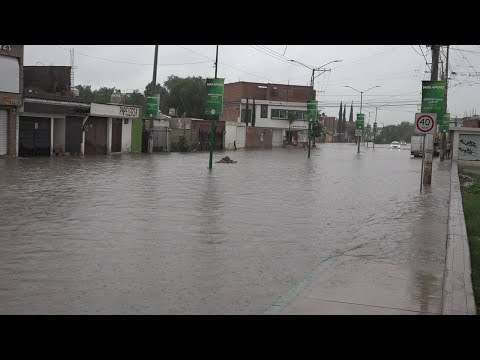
[343,85,380,114]
[344,85,380,153]
[288,58,342,159]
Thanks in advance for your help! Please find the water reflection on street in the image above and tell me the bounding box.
[0,144,450,314]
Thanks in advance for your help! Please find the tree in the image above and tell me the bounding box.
[94,87,116,104]
[162,76,207,118]
[349,102,354,122]
[125,89,146,116]
[375,121,414,144]
[343,103,347,141]
[75,85,95,103]
[287,111,296,143]
[337,101,343,141]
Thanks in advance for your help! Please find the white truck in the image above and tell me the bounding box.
[411,136,423,157]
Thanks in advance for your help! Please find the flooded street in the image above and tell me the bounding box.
[0,144,451,314]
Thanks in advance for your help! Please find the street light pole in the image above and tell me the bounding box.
[287,59,341,159]
[373,107,377,149]
[208,45,219,170]
[344,85,380,154]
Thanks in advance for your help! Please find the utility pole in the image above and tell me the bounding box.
[440,45,450,162]
[423,45,440,185]
[148,45,159,154]
[208,45,219,170]
[373,107,377,149]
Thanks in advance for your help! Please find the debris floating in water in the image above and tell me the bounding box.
[216,156,237,164]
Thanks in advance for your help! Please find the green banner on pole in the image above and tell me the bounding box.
[441,113,450,131]
[307,100,318,122]
[205,78,224,116]
[356,114,365,129]
[146,95,159,119]
[373,122,377,133]
[421,80,446,123]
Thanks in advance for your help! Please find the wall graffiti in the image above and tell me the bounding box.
[458,134,480,161]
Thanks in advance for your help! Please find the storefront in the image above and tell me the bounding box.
[0,45,23,156]
[86,103,140,155]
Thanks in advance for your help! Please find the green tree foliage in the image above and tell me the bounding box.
[375,121,415,144]
[342,103,346,140]
[75,85,116,104]
[162,76,207,118]
[75,85,95,103]
[77,75,208,119]
[349,102,353,122]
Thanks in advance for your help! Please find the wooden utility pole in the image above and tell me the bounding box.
[148,45,159,153]
[423,45,440,185]
[440,45,450,162]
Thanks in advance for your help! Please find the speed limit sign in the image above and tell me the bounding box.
[415,113,437,135]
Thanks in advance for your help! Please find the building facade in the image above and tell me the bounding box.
[0,45,23,156]
[220,81,315,147]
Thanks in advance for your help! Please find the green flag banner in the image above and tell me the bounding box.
[421,80,446,123]
[442,113,450,131]
[307,100,318,122]
[205,78,225,116]
[356,114,365,130]
[146,95,159,119]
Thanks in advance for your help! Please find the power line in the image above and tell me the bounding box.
[248,45,299,66]
[418,46,431,71]
[411,45,423,56]
[452,46,478,75]
[175,45,273,82]
[55,45,211,67]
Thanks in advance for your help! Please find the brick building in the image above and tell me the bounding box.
[220,81,315,147]
[0,45,23,156]
[462,115,480,128]
[24,66,72,95]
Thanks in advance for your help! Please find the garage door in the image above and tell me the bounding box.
[0,110,7,155]
[84,117,107,155]
[19,116,51,157]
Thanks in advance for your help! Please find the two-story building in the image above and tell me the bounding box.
[220,81,315,148]
[0,45,23,156]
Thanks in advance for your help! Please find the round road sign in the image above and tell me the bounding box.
[416,114,435,134]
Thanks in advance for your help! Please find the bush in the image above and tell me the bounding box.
[173,136,190,152]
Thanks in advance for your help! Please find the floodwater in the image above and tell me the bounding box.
[0,144,451,314]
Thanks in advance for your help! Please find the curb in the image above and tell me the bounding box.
[442,160,476,315]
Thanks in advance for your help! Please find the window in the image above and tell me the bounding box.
[261,105,268,118]
[271,109,288,119]
[241,109,252,123]
[124,119,129,124]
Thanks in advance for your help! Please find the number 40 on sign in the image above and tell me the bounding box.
[414,113,437,135]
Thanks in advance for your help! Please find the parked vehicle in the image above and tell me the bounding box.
[410,136,423,157]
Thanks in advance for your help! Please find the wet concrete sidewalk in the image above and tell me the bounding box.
[269,157,452,315]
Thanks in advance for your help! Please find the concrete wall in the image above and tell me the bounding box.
[452,127,480,167]
[272,128,284,147]
[225,121,246,150]
[131,118,142,153]
[245,127,273,149]
[53,117,65,152]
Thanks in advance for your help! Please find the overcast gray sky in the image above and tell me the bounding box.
[24,45,480,125]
